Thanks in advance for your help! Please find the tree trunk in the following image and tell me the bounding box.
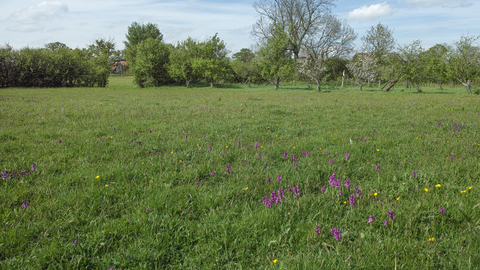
[359,83,363,91]
[186,80,190,87]
[378,81,381,88]
[317,82,321,92]
[368,80,371,87]
[453,82,455,88]
[439,79,442,90]
[341,70,345,87]
[274,77,279,89]
[307,83,311,89]
[383,81,398,92]
[416,83,420,92]
[248,80,251,88]
[465,80,472,94]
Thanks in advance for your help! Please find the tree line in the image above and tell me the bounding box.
[1,0,479,92]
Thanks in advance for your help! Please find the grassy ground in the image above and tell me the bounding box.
[1,76,480,269]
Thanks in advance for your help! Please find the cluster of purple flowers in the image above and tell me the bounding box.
[368,215,375,223]
[245,146,250,151]
[237,140,241,146]
[210,171,215,176]
[315,226,321,235]
[345,179,351,190]
[328,173,340,188]
[31,164,36,171]
[412,171,417,178]
[147,129,152,133]
[328,160,335,165]
[383,210,396,227]
[208,145,212,151]
[321,186,326,193]
[1,171,7,180]
[257,153,262,158]
[254,141,260,149]
[262,187,285,207]
[439,205,446,214]
[277,174,282,183]
[225,163,232,174]
[355,187,361,198]
[283,152,288,159]
[349,194,356,206]
[294,161,298,169]
[22,200,28,209]
[287,185,300,198]
[330,227,342,241]
[345,151,350,160]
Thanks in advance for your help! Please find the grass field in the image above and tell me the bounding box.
[1,76,480,269]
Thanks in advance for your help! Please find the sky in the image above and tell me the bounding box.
[1,0,479,56]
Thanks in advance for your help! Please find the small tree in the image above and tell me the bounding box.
[192,33,231,87]
[398,40,426,92]
[256,23,295,89]
[123,22,163,70]
[447,34,480,94]
[131,38,172,88]
[346,53,378,90]
[232,48,259,87]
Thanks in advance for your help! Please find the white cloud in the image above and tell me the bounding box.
[348,2,397,20]
[8,1,68,23]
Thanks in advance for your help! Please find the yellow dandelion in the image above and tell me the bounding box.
[468,186,472,190]
[403,183,405,185]
[95,176,99,179]
[110,136,112,139]
[461,190,466,193]
[197,143,199,146]
[435,184,441,188]
[396,197,400,201]
[276,135,278,137]
[429,237,435,242]
[244,187,248,190]
[171,151,173,154]
[374,192,378,196]
[344,201,347,204]
[142,162,144,164]
[377,149,379,152]
[261,146,263,148]
[179,160,182,163]
[149,180,152,182]
[226,146,228,148]
[288,212,290,215]
[424,188,429,192]
[104,184,108,187]
[273,259,278,263]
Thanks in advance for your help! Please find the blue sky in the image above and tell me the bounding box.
[1,0,479,55]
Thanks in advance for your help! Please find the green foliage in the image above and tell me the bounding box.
[166,38,201,87]
[123,22,163,69]
[447,34,480,94]
[0,44,110,88]
[256,23,295,89]
[192,33,232,87]
[131,38,173,88]
[423,44,449,86]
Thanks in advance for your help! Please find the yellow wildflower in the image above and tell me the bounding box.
[424,188,429,192]
[429,237,434,242]
[273,259,278,263]
[95,176,100,179]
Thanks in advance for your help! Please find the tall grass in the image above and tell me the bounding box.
[1,77,479,269]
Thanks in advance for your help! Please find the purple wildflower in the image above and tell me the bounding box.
[267,177,272,182]
[271,190,277,203]
[345,151,350,160]
[315,226,321,235]
[438,122,443,126]
[292,154,296,160]
[225,163,231,174]
[21,200,28,209]
[450,155,454,161]
[277,174,282,183]
[294,161,298,169]
[355,187,361,198]
[184,135,187,140]
[383,218,388,227]
[349,194,355,206]
[373,129,376,132]
[306,150,310,156]
[243,160,247,165]
[257,153,262,158]
[146,207,150,213]
[197,181,201,186]
[330,227,342,241]
[278,187,285,200]
[263,196,272,207]
[302,152,306,157]
[221,150,225,155]
[439,205,446,214]
[59,139,62,143]
[147,129,152,133]
[376,164,380,171]
[328,160,335,165]
[300,121,303,125]
[284,152,288,159]
[412,171,417,178]
[1,171,7,180]
[208,145,212,151]
[368,215,375,223]
[245,146,250,151]
[325,151,328,156]
[345,179,351,190]
[387,210,396,220]
[292,185,300,198]
[72,239,77,247]
[337,191,342,197]
[31,164,36,171]
[254,141,260,149]
[321,186,326,193]
[237,140,241,146]
[264,163,269,167]
[210,171,215,176]
[329,173,340,188]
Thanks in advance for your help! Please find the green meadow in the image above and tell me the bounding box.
[1,77,479,269]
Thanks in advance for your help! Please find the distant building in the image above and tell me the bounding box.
[111,60,128,74]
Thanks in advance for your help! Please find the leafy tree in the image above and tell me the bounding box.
[45,42,70,51]
[192,33,231,87]
[256,23,295,89]
[424,44,449,89]
[398,40,426,92]
[361,23,396,60]
[87,38,121,62]
[231,48,260,87]
[447,34,480,94]
[167,38,201,87]
[131,38,172,88]
[123,22,163,69]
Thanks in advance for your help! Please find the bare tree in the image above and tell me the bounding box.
[296,15,356,91]
[361,23,395,60]
[252,0,336,60]
[346,53,379,91]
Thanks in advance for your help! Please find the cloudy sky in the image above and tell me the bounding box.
[1,0,479,55]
